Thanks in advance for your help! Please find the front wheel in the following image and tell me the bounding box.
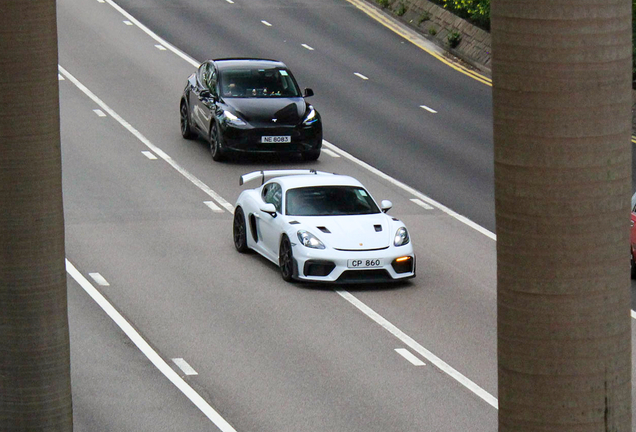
[301,148,320,161]
[180,101,195,139]
[279,235,295,282]
[209,122,225,161]
[233,207,249,253]
[631,248,635,279]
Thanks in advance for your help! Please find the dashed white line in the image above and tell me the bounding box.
[226,0,234,3]
[354,72,369,80]
[410,198,433,210]
[66,260,237,431]
[395,348,426,366]
[321,148,340,158]
[420,105,437,113]
[88,272,110,286]
[172,358,198,376]
[204,201,223,213]
[58,74,65,81]
[632,310,636,320]
[155,44,167,51]
[301,44,314,51]
[123,20,133,26]
[141,151,157,160]
[93,109,107,117]
[97,0,105,3]
[261,20,272,27]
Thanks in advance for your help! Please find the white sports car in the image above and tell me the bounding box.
[232,170,416,283]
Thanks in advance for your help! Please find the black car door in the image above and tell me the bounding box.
[191,62,218,134]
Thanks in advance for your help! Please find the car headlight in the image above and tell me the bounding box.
[297,230,325,249]
[302,106,317,125]
[223,110,246,126]
[394,227,410,246]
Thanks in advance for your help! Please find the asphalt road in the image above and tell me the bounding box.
[56,0,635,430]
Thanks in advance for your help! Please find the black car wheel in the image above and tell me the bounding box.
[301,148,320,161]
[631,247,636,280]
[279,235,294,282]
[233,207,249,253]
[209,122,225,161]
[180,101,195,139]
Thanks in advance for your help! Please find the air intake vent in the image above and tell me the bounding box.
[317,226,331,233]
[374,225,382,232]
[289,220,300,225]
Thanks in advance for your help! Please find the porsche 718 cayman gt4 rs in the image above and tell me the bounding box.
[233,170,416,283]
[180,58,322,161]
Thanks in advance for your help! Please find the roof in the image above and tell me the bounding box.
[213,58,287,71]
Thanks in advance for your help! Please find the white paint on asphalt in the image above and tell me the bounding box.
[395,348,426,366]
[410,198,433,210]
[58,74,65,81]
[58,65,234,214]
[632,310,636,320]
[141,151,157,160]
[97,0,105,3]
[88,272,110,286]
[123,20,133,25]
[354,72,369,80]
[420,105,437,113]
[172,358,198,375]
[226,0,234,3]
[321,148,340,158]
[155,44,167,51]
[261,20,272,27]
[66,260,238,431]
[93,109,107,117]
[301,44,315,51]
[336,290,498,409]
[204,201,224,213]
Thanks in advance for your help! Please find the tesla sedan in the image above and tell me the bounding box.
[180,58,322,161]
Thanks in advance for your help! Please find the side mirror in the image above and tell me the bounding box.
[260,203,277,217]
[303,88,314,98]
[380,200,393,213]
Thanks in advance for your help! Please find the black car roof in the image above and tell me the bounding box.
[212,58,287,70]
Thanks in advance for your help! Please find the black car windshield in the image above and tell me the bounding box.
[219,68,301,98]
[286,186,381,216]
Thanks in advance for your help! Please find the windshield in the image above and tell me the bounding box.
[219,68,301,98]
[286,186,381,216]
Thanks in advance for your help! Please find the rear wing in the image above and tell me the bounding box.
[239,169,333,186]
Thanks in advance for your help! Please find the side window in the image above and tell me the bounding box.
[262,183,282,213]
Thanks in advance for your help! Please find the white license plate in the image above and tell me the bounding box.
[347,259,383,269]
[261,136,291,143]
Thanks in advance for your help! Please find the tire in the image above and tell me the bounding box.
[279,235,295,282]
[233,207,249,253]
[301,148,320,161]
[209,122,225,161]
[631,248,636,280]
[180,101,195,139]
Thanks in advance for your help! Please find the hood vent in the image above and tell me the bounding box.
[374,224,382,232]
[289,220,300,225]
[317,226,331,233]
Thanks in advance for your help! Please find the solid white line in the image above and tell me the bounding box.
[301,44,314,51]
[410,198,433,210]
[420,105,437,114]
[261,20,272,27]
[93,109,107,117]
[66,260,237,431]
[337,290,498,409]
[395,348,426,366]
[354,72,369,80]
[204,201,223,213]
[58,74,65,81]
[172,358,198,376]
[123,20,133,26]
[321,140,496,241]
[58,65,234,214]
[104,0,200,67]
[321,148,340,158]
[141,151,157,160]
[155,44,167,51]
[88,272,110,286]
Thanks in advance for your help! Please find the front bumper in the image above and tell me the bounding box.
[219,121,322,154]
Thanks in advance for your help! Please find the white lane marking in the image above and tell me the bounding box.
[93,109,107,117]
[631,310,636,320]
[172,358,198,376]
[321,140,496,240]
[321,148,340,158]
[410,198,433,210]
[141,151,157,160]
[104,0,200,67]
[97,0,105,3]
[204,201,224,213]
[261,20,272,27]
[58,74,65,81]
[301,44,315,51]
[354,72,369,80]
[420,105,437,114]
[66,260,237,431]
[58,66,234,214]
[88,272,110,286]
[155,44,167,51]
[123,20,133,26]
[395,348,426,366]
[337,290,498,409]
[226,0,234,3]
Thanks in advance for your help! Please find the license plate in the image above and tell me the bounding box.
[261,136,291,143]
[347,259,383,269]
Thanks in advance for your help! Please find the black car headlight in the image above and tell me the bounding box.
[223,110,246,126]
[297,230,325,249]
[302,106,318,125]
[394,227,410,246]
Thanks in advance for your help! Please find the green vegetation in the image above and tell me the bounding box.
[417,11,430,25]
[396,2,407,16]
[429,0,490,30]
[376,0,390,8]
[447,30,461,48]
[428,27,437,36]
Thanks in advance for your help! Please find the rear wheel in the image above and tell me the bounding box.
[631,248,635,279]
[209,122,225,161]
[279,235,294,282]
[233,207,249,253]
[301,148,320,161]
[180,101,195,139]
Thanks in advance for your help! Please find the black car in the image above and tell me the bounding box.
[180,58,322,161]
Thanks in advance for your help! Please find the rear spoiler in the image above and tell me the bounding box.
[239,169,333,186]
